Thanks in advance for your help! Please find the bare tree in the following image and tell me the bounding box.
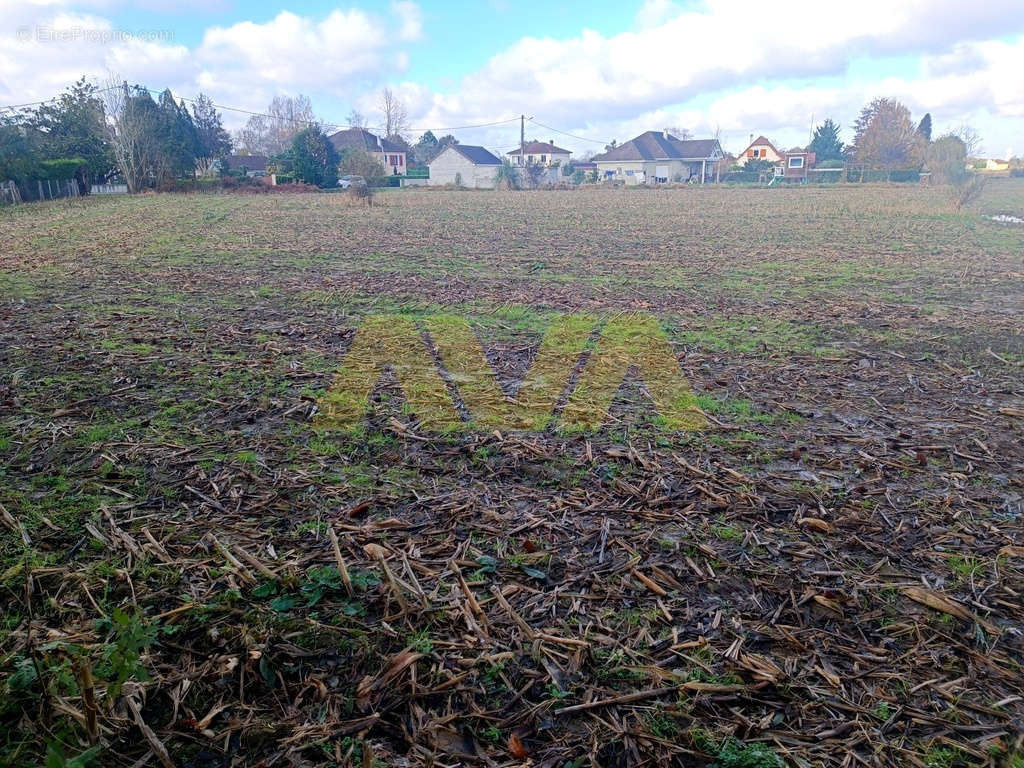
[951,124,983,158]
[346,109,367,129]
[103,78,159,193]
[665,126,693,140]
[235,94,317,155]
[379,88,409,141]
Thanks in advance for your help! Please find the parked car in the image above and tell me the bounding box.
[338,175,366,189]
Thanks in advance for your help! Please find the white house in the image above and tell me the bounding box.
[328,128,407,176]
[592,132,724,183]
[506,140,571,168]
[428,145,503,188]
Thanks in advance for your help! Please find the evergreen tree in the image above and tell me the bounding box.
[29,77,110,193]
[917,113,932,142]
[156,89,200,183]
[191,93,232,174]
[290,126,338,188]
[808,118,844,162]
[414,130,439,164]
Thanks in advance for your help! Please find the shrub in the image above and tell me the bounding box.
[39,158,86,180]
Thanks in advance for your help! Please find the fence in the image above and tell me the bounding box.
[1,178,85,204]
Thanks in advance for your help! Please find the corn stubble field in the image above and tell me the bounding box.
[0,182,1022,768]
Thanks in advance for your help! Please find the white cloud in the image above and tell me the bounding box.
[0,3,422,127]
[397,1,1023,156]
[1,0,1021,157]
[391,1,422,42]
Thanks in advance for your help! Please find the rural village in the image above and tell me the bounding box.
[1,4,1022,768]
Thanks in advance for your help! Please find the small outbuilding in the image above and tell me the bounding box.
[427,145,503,188]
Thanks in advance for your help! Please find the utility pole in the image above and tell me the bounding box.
[520,114,525,168]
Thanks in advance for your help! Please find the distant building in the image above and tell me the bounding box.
[328,128,407,176]
[223,155,268,177]
[591,131,724,183]
[428,145,503,188]
[775,150,817,180]
[736,136,784,165]
[506,140,571,167]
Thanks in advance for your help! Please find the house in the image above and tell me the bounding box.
[774,150,816,180]
[983,158,1010,171]
[328,128,407,176]
[736,135,784,165]
[591,131,724,183]
[223,155,268,177]
[428,145,503,188]
[506,140,571,167]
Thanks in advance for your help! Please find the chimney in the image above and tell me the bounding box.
[749,133,753,145]
[549,139,554,147]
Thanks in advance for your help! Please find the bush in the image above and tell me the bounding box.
[721,171,761,183]
[39,158,86,180]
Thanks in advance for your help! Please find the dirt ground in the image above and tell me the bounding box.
[1,182,1022,767]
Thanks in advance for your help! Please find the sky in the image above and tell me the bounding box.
[2,0,1022,160]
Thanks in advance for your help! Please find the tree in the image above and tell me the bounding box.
[493,159,520,190]
[104,81,162,193]
[414,130,439,164]
[851,98,925,171]
[926,134,967,184]
[290,126,338,188]
[917,113,932,142]
[808,118,844,162]
[743,158,773,174]
[29,77,110,194]
[950,124,982,158]
[346,109,367,129]
[604,140,618,152]
[379,88,409,142]
[0,116,43,186]
[236,94,316,155]
[337,147,384,183]
[155,89,200,185]
[665,126,692,140]
[191,94,231,176]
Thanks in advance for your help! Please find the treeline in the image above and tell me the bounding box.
[0,78,232,196]
[738,98,986,183]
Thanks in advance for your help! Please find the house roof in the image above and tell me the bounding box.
[737,135,781,157]
[225,154,267,172]
[431,144,502,166]
[592,132,723,162]
[507,141,571,156]
[328,127,405,154]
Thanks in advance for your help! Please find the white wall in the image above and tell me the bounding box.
[428,148,499,188]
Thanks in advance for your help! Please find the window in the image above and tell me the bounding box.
[540,155,546,163]
[788,156,804,168]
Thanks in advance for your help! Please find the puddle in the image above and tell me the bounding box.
[989,214,1024,224]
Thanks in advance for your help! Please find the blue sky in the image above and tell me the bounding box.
[3,0,1022,159]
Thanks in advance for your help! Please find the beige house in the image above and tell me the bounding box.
[428,145,502,188]
[507,140,571,167]
[328,128,407,176]
[736,135,784,165]
[592,131,724,183]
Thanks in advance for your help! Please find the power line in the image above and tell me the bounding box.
[527,118,609,145]
[3,82,608,150]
